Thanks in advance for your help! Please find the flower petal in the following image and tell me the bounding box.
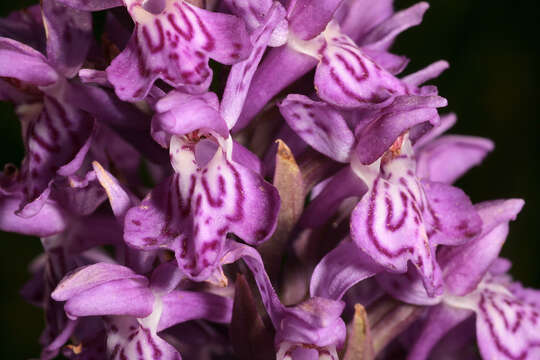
[125,138,279,280]
[63,279,154,319]
[220,2,286,128]
[439,199,525,296]
[475,287,540,360]
[52,263,148,301]
[0,37,58,86]
[416,135,494,184]
[313,22,405,108]
[42,0,93,78]
[421,180,482,246]
[21,94,93,204]
[300,166,367,228]
[408,304,473,360]
[56,0,122,11]
[158,290,232,331]
[353,95,447,165]
[279,94,355,162]
[310,239,381,300]
[361,2,429,50]
[0,194,67,236]
[107,1,251,100]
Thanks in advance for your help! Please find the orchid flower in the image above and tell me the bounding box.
[52,261,232,359]
[58,0,254,100]
[234,1,434,130]
[121,3,285,281]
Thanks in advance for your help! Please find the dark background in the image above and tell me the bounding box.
[1,0,538,358]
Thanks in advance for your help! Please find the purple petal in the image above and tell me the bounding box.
[51,171,107,217]
[42,0,93,78]
[287,0,343,40]
[408,304,473,360]
[310,239,381,300]
[224,0,288,46]
[337,0,393,44]
[222,240,285,325]
[56,0,122,11]
[0,37,58,86]
[152,91,228,146]
[439,199,525,296]
[402,60,450,88]
[300,166,367,228]
[313,22,406,108]
[376,268,442,306]
[0,5,45,53]
[416,135,494,184]
[232,140,262,174]
[361,2,429,50]
[421,180,482,246]
[21,94,93,204]
[233,45,317,131]
[63,279,154,319]
[412,113,457,149]
[158,290,232,331]
[0,194,67,236]
[475,287,540,360]
[361,47,410,74]
[52,263,148,301]
[353,95,447,165]
[220,2,286,128]
[279,94,355,162]
[107,2,251,100]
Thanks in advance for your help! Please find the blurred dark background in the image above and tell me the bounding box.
[0,0,538,358]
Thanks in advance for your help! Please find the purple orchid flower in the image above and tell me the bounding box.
[52,261,233,359]
[309,116,488,300]
[234,1,432,130]
[57,0,253,100]
[378,199,540,360]
[121,4,285,281]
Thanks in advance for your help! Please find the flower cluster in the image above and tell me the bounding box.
[1,0,538,359]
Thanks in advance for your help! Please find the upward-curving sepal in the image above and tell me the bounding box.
[107,0,251,100]
[124,136,279,280]
[360,2,429,51]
